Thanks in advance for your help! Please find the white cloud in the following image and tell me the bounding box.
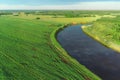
[0,2,120,10]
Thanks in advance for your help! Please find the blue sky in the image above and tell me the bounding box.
[0,0,120,10]
[1,0,120,5]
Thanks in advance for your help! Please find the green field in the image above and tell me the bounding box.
[82,16,120,52]
[0,14,101,80]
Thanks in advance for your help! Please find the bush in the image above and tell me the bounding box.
[36,17,40,20]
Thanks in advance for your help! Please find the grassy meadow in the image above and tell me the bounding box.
[0,11,102,80]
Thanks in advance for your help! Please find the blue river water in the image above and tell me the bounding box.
[57,25,120,80]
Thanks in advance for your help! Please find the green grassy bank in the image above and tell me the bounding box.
[50,25,102,80]
[82,17,120,53]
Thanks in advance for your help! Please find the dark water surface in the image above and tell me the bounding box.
[57,25,120,80]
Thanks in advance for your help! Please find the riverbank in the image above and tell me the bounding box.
[50,24,101,80]
[82,26,120,53]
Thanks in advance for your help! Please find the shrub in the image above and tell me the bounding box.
[36,17,40,20]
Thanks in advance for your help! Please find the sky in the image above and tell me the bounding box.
[0,0,120,10]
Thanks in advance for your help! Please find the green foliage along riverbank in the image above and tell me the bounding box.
[0,16,101,80]
[82,16,120,52]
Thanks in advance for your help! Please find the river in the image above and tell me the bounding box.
[57,25,120,80]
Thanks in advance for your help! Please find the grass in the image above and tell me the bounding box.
[9,14,101,24]
[0,15,101,80]
[82,16,120,53]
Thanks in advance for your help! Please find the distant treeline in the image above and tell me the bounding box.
[1,10,120,17]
